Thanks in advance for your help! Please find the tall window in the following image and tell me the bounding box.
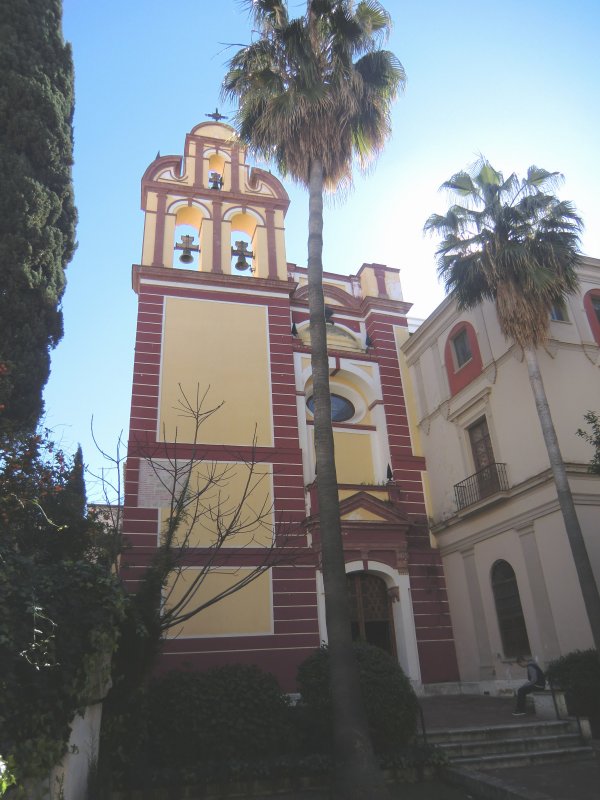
[452,328,472,368]
[468,417,500,499]
[583,290,600,344]
[550,302,568,322]
[445,321,483,396]
[491,560,531,658]
[469,417,494,471]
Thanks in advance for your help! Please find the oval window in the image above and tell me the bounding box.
[307,394,355,422]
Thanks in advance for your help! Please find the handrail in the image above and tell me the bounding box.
[453,463,509,510]
[416,699,428,747]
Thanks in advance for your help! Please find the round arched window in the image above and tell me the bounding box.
[307,394,355,422]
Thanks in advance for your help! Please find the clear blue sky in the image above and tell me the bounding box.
[45,0,600,498]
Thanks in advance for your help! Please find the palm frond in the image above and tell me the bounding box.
[243,0,289,30]
[525,165,563,192]
[441,171,478,199]
[224,0,400,191]
[425,157,584,347]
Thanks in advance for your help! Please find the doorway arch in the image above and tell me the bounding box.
[315,561,421,684]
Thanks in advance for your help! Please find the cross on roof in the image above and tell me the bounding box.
[206,108,227,122]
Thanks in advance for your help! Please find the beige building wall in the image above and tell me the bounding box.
[403,257,600,688]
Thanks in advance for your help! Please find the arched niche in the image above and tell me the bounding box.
[204,147,232,192]
[223,208,265,278]
[165,200,211,271]
[297,319,363,353]
[491,559,531,658]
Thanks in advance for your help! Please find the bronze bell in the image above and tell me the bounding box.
[175,234,199,264]
[209,171,223,190]
[232,240,254,272]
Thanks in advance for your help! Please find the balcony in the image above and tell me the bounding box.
[454,463,509,510]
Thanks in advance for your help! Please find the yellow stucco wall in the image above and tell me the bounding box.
[359,267,379,299]
[160,461,273,548]
[199,218,213,271]
[338,487,387,501]
[163,213,176,268]
[165,568,272,638]
[159,298,273,446]
[142,213,157,265]
[333,430,375,484]
[341,507,387,521]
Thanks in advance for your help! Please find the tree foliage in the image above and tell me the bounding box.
[223,5,403,797]
[99,387,303,699]
[297,643,419,754]
[425,159,600,651]
[0,431,125,786]
[425,158,582,348]
[0,0,77,431]
[577,411,600,475]
[223,0,404,191]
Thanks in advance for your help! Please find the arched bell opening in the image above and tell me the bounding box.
[172,206,204,270]
[206,152,228,191]
[229,211,259,277]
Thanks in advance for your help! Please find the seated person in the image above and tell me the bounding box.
[513,656,545,716]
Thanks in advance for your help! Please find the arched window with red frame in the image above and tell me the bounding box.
[444,321,483,396]
[583,289,600,345]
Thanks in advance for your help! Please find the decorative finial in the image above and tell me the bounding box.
[206,108,227,122]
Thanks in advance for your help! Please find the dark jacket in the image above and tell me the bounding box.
[526,660,546,688]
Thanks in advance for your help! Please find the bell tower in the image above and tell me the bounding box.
[139,121,289,278]
[122,122,315,688]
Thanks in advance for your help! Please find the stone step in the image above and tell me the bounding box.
[450,745,595,770]
[438,732,582,758]
[427,719,575,744]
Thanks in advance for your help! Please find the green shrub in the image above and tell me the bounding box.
[145,665,292,767]
[98,689,151,790]
[296,642,419,754]
[547,649,600,730]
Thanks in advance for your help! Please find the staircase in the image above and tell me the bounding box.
[429,718,594,769]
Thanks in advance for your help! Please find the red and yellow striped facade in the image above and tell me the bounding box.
[121,122,459,690]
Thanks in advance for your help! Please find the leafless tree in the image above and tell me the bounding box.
[90,385,306,644]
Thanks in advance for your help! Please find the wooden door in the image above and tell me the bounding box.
[347,573,396,656]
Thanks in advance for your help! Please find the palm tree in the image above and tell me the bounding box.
[425,158,600,650]
[223,2,404,796]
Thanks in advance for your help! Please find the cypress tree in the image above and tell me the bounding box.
[0,0,76,431]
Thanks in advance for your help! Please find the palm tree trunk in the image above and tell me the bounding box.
[524,346,600,650]
[306,158,390,799]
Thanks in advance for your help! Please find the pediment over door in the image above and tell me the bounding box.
[307,491,410,572]
[339,491,411,527]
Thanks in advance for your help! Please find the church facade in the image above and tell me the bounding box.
[121,121,459,691]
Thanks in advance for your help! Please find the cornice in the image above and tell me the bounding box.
[431,465,599,554]
[132,264,291,296]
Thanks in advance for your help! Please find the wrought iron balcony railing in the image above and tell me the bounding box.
[454,463,509,510]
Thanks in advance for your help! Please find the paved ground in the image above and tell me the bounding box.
[418,694,600,800]
[261,696,600,800]
[482,755,600,800]
[258,783,474,799]
[419,693,517,732]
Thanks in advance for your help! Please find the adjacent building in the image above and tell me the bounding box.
[402,257,600,690]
